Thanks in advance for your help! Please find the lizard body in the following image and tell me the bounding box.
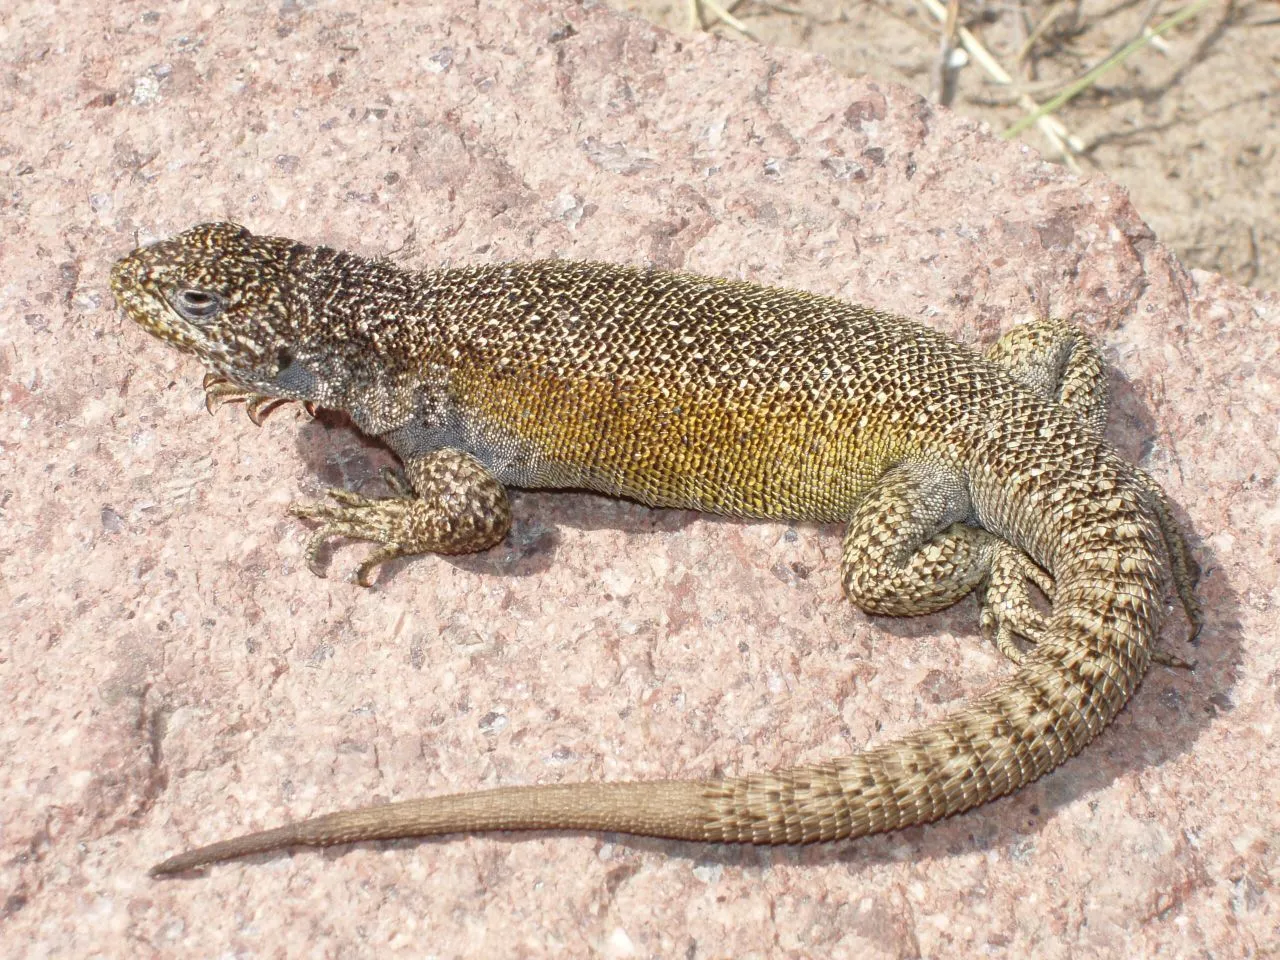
[110,222,1199,875]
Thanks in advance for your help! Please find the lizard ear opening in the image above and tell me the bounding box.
[172,288,224,323]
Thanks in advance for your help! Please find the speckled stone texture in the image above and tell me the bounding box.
[1,1,1276,957]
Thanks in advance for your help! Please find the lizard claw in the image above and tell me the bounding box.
[979,544,1054,665]
[245,395,293,425]
[289,488,417,586]
[201,373,295,425]
[380,466,414,498]
[1151,649,1196,670]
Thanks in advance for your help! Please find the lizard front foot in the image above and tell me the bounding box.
[202,372,316,425]
[290,451,512,586]
[290,473,419,587]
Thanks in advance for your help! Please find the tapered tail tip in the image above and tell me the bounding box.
[150,854,202,877]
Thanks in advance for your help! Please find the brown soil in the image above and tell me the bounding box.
[617,0,1279,291]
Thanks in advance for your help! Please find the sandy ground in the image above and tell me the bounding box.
[619,0,1280,291]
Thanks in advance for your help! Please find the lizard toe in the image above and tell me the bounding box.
[290,490,415,581]
[979,543,1054,664]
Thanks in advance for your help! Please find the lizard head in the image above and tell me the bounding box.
[111,222,317,398]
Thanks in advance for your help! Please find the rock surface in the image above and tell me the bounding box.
[1,1,1276,957]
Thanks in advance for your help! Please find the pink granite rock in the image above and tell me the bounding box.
[1,1,1276,956]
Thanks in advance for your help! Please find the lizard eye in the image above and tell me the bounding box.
[172,288,224,323]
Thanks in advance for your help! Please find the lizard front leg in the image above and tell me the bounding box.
[840,461,1052,662]
[290,447,512,586]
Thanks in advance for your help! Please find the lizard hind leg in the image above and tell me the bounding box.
[840,460,1056,666]
[289,447,512,586]
[984,316,1108,436]
[985,318,1201,652]
[1133,469,1203,649]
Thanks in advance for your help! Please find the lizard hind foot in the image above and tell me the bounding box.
[978,544,1056,665]
[977,544,1196,671]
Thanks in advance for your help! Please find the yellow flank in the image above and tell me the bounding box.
[451,360,884,520]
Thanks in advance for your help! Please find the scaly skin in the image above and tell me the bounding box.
[110,222,1200,875]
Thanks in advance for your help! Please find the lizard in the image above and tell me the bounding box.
[110,222,1201,876]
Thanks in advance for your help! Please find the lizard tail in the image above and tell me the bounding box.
[150,512,1167,875]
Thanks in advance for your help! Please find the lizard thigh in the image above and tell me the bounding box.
[841,461,1056,664]
[987,320,1201,640]
[840,460,985,616]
